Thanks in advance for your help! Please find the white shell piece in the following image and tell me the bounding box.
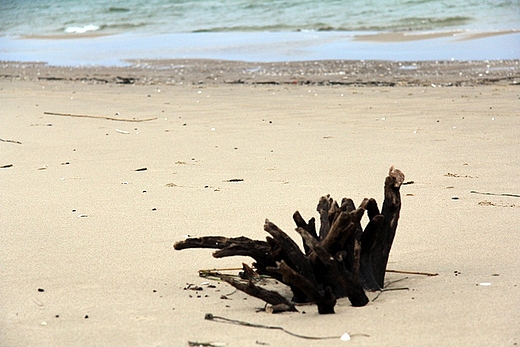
[340,333,351,341]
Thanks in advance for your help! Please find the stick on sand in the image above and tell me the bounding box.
[386,269,439,276]
[44,112,157,122]
[0,138,22,144]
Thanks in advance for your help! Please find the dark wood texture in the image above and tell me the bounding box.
[174,167,404,313]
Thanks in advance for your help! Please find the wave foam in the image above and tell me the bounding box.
[64,25,100,34]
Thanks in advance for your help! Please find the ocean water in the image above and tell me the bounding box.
[0,0,519,65]
[1,0,519,36]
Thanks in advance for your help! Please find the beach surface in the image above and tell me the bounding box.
[1,60,520,346]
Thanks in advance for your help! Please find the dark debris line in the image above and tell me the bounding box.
[1,59,519,87]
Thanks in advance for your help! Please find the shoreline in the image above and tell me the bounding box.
[352,29,519,42]
[17,29,520,42]
[2,59,519,87]
[1,30,519,66]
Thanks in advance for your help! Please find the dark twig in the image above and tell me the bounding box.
[204,313,368,340]
[470,190,520,198]
[44,111,157,122]
[0,138,22,144]
[222,276,298,312]
[386,269,438,276]
[371,287,410,302]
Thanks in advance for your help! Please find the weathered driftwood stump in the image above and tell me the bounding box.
[174,166,404,314]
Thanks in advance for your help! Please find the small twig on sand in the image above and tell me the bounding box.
[386,269,439,276]
[371,270,438,301]
[188,342,226,347]
[470,190,520,198]
[201,267,244,272]
[199,268,245,281]
[0,138,22,144]
[204,313,369,340]
[372,277,410,302]
[44,112,157,122]
[385,277,410,287]
[371,287,410,302]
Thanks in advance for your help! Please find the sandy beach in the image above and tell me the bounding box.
[1,60,519,346]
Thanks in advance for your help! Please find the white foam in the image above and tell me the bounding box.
[64,25,100,34]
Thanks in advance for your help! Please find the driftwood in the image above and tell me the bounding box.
[0,138,22,144]
[174,166,404,314]
[222,274,298,313]
[43,111,157,122]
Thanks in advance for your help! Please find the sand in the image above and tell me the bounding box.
[1,61,519,346]
[352,29,520,42]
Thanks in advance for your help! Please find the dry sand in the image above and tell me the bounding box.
[1,60,520,346]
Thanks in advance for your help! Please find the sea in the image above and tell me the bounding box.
[0,0,519,65]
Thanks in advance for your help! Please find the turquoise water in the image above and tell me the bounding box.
[0,0,519,65]
[1,0,518,37]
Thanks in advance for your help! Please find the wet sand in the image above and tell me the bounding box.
[2,29,519,66]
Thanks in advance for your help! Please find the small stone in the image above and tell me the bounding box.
[38,288,45,292]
